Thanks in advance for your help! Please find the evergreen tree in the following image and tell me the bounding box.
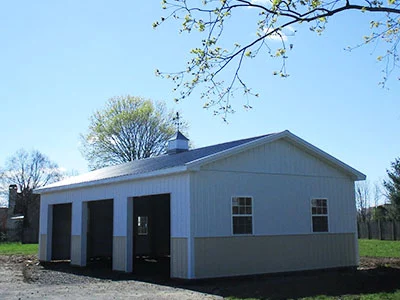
[384,158,400,220]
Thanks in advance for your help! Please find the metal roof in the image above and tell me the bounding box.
[170,130,189,141]
[37,133,274,191]
[34,130,366,194]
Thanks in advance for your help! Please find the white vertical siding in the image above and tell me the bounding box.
[38,204,53,261]
[202,139,350,179]
[114,196,127,236]
[39,173,191,238]
[191,139,357,238]
[192,171,356,236]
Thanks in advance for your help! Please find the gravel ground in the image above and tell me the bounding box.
[0,255,220,300]
[0,255,400,299]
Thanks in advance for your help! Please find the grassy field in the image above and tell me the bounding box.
[228,291,400,299]
[0,242,38,255]
[359,239,400,258]
[298,291,400,299]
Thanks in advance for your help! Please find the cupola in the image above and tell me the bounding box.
[167,130,189,154]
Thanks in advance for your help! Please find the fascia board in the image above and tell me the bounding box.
[33,165,188,194]
[283,132,366,181]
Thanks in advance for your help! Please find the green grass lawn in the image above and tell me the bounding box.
[228,291,400,300]
[359,239,400,258]
[240,291,400,299]
[298,291,400,299]
[0,242,38,255]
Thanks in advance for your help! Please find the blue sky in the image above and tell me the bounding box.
[0,1,398,203]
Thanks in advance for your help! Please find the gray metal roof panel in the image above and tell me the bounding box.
[40,133,273,190]
[170,130,189,141]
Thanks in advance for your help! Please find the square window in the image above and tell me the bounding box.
[312,216,328,232]
[232,216,252,234]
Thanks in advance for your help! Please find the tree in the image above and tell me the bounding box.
[356,181,371,222]
[371,181,385,220]
[0,149,63,240]
[155,0,400,117]
[80,96,179,170]
[0,149,63,195]
[383,157,400,220]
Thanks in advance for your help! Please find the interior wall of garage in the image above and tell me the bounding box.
[51,203,72,260]
[87,199,113,260]
[133,194,170,257]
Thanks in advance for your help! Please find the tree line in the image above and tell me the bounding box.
[356,158,400,222]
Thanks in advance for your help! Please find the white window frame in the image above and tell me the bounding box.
[137,216,149,236]
[310,198,329,233]
[231,196,254,235]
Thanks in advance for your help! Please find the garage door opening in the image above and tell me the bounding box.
[133,194,170,277]
[87,199,113,268]
[51,203,72,261]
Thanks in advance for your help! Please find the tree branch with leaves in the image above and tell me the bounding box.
[80,96,182,170]
[155,0,400,118]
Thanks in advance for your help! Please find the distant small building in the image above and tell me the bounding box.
[5,184,40,243]
[0,208,7,233]
[35,130,365,279]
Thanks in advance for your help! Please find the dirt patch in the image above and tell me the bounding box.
[359,256,400,270]
[1,255,400,299]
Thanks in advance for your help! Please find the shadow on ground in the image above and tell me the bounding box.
[40,259,400,299]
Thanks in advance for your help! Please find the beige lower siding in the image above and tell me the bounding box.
[39,234,47,261]
[171,238,188,279]
[113,236,126,271]
[70,235,82,266]
[194,233,357,279]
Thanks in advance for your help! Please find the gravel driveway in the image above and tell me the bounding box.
[1,255,400,299]
[0,255,220,300]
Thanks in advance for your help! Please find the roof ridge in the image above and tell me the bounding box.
[184,132,274,153]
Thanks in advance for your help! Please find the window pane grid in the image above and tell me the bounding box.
[311,199,327,215]
[232,197,253,234]
[311,199,328,232]
[137,216,148,235]
[232,197,252,216]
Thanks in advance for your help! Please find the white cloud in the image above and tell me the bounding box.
[251,0,272,4]
[263,25,296,42]
[264,28,287,41]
